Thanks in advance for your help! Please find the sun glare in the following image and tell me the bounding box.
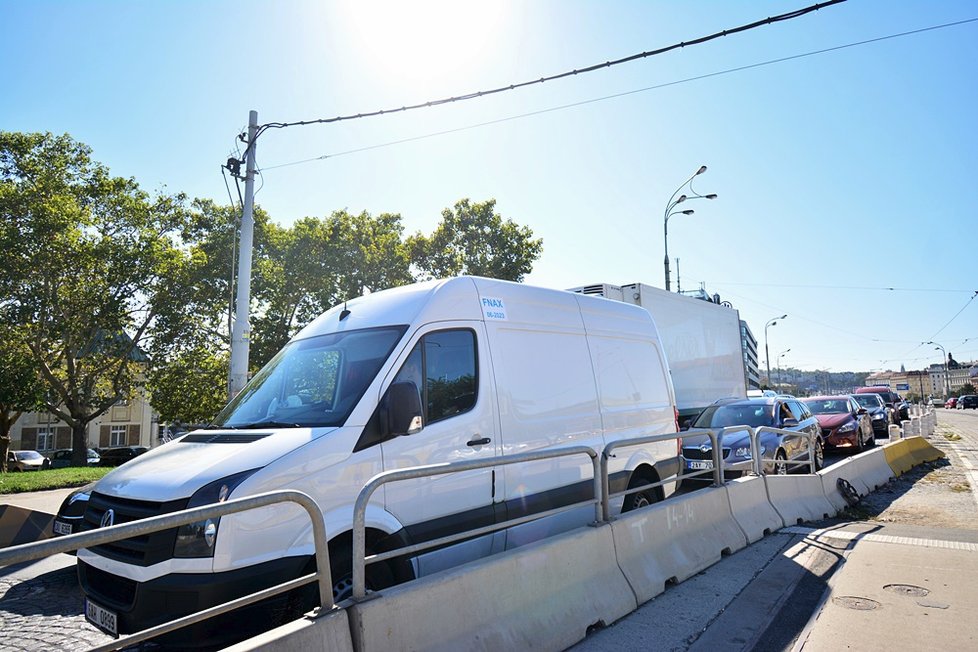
[339,0,507,97]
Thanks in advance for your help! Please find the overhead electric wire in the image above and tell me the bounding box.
[245,0,848,154]
[260,15,978,172]
[925,291,978,342]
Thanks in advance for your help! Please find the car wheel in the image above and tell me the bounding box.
[813,439,825,472]
[773,450,788,475]
[329,542,395,604]
[854,430,864,454]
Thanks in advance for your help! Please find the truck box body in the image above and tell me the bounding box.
[570,282,747,421]
[76,276,683,638]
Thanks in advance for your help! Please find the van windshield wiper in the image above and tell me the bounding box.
[223,420,303,430]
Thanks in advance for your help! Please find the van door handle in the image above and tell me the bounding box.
[467,437,491,447]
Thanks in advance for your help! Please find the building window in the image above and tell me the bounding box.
[110,425,128,447]
[36,427,54,452]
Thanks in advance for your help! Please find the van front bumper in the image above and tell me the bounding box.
[79,555,312,637]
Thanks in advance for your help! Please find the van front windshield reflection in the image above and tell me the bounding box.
[214,326,406,429]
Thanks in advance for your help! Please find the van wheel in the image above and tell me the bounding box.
[329,542,395,603]
[623,471,661,512]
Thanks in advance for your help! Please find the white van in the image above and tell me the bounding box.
[77,276,682,638]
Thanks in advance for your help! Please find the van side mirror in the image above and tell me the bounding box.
[387,381,423,436]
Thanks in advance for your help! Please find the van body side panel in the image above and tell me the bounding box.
[474,280,604,547]
[578,296,681,499]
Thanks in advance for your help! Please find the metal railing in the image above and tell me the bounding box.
[753,426,819,474]
[0,490,332,652]
[601,428,719,521]
[352,445,600,601]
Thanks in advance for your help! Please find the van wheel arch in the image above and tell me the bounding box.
[326,528,415,603]
[623,465,663,512]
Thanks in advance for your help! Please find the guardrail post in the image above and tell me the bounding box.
[710,428,723,486]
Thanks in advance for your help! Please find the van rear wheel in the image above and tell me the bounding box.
[623,471,661,512]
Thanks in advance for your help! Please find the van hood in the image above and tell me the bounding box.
[93,427,338,502]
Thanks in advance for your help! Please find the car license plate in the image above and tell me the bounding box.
[687,460,713,470]
[86,598,118,636]
[53,520,72,536]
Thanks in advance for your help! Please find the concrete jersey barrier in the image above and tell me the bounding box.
[609,485,748,604]
[763,475,838,526]
[724,476,784,544]
[0,504,54,548]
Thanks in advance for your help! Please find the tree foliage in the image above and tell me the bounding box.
[408,198,542,281]
[0,325,46,472]
[0,131,187,464]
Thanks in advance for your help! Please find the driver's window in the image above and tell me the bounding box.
[392,329,477,426]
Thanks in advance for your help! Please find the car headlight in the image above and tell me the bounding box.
[871,413,885,421]
[174,469,259,558]
[838,422,857,433]
[733,445,765,458]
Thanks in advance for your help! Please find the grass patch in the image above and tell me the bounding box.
[943,433,962,442]
[0,467,112,494]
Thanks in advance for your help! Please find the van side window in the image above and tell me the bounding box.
[391,329,477,425]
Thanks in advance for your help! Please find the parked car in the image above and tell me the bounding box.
[97,446,148,467]
[957,395,978,409]
[854,386,909,423]
[802,395,875,453]
[52,483,96,540]
[928,397,944,408]
[851,393,891,435]
[6,450,51,471]
[945,397,958,409]
[683,396,823,478]
[50,448,101,468]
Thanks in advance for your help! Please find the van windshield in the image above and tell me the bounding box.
[213,326,406,429]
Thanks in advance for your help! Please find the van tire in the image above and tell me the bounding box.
[329,540,396,604]
[623,469,662,512]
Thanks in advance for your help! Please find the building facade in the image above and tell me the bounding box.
[9,394,157,454]
[740,320,760,390]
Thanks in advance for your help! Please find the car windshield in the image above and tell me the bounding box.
[804,399,851,415]
[16,451,44,461]
[693,403,775,428]
[853,395,880,408]
[214,326,406,429]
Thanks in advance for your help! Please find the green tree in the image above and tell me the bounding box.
[408,198,543,281]
[0,325,46,472]
[249,210,413,367]
[147,345,229,426]
[0,131,187,465]
[958,382,976,396]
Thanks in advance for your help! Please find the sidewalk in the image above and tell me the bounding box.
[794,411,978,651]
[1,486,76,515]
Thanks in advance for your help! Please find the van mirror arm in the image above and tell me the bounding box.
[388,381,424,436]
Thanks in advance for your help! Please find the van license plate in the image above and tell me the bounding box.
[86,598,118,636]
[53,520,72,535]
[688,460,713,470]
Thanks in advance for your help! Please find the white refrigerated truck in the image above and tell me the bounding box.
[569,282,747,424]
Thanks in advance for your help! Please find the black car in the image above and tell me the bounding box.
[50,448,101,468]
[52,483,95,540]
[98,446,149,467]
[851,393,890,435]
[957,395,978,409]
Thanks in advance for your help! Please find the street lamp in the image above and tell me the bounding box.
[764,314,787,389]
[662,165,717,292]
[926,341,950,398]
[777,348,791,390]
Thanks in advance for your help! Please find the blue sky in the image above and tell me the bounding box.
[3,0,976,374]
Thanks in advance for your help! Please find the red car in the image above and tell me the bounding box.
[802,395,875,453]
[945,397,958,409]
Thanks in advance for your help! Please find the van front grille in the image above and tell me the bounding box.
[82,492,189,566]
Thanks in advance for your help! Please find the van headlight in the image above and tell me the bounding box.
[174,469,259,558]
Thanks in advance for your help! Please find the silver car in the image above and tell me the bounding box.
[682,397,823,478]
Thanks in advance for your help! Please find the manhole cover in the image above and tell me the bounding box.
[833,596,881,610]
[884,584,930,597]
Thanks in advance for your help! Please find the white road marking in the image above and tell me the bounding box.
[781,526,978,552]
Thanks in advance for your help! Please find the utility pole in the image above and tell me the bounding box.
[228,110,258,398]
